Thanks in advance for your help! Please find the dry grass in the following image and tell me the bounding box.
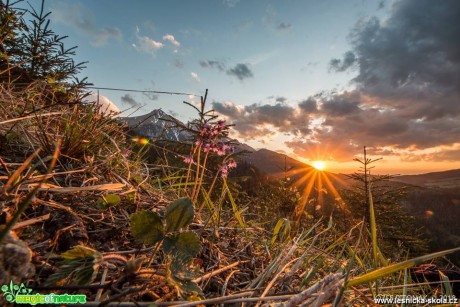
[1,82,459,306]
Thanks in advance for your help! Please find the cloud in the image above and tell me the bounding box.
[133,27,163,53]
[212,101,311,139]
[223,0,240,8]
[274,96,287,103]
[143,92,158,101]
[51,2,121,47]
[263,5,293,33]
[400,148,460,162]
[283,0,460,162]
[277,22,293,32]
[83,94,120,117]
[121,94,141,107]
[329,51,356,72]
[162,34,180,47]
[174,59,184,69]
[199,60,226,72]
[320,91,361,117]
[204,1,459,164]
[191,72,200,82]
[199,60,255,81]
[226,63,254,80]
[298,98,318,113]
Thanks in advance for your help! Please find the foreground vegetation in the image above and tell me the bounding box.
[1,1,459,305]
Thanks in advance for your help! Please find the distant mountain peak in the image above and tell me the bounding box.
[120,108,188,142]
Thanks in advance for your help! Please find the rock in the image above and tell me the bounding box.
[0,230,35,293]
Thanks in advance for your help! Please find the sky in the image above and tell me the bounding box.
[40,0,460,174]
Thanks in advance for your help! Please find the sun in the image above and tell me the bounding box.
[313,161,326,171]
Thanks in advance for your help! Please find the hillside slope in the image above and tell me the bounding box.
[392,169,460,188]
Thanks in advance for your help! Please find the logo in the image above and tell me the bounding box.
[1,281,86,305]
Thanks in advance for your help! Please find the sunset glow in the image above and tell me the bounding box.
[313,161,326,171]
[47,0,460,174]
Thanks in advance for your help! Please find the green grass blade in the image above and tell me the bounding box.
[402,268,408,307]
[223,178,245,227]
[439,271,453,296]
[346,246,460,288]
[368,187,378,268]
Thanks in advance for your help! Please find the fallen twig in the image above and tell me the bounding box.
[12,213,50,230]
[0,111,63,126]
[20,182,125,193]
[194,260,246,283]
[285,273,343,307]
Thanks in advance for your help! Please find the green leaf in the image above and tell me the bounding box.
[169,256,197,281]
[46,245,102,286]
[96,194,121,208]
[46,258,99,286]
[126,190,136,204]
[175,280,203,301]
[130,210,164,245]
[165,198,194,232]
[62,245,100,260]
[163,232,201,259]
[166,255,203,301]
[271,218,291,245]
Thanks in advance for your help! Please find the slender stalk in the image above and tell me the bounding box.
[198,170,220,214]
[191,145,201,200]
[183,144,197,195]
[194,150,209,203]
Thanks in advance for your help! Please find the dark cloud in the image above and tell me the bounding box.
[298,98,318,113]
[400,149,460,162]
[174,59,184,68]
[329,51,356,72]
[121,94,141,107]
[212,101,310,139]
[199,60,225,72]
[143,92,158,101]
[277,22,292,32]
[275,96,287,103]
[346,0,460,118]
[200,61,254,81]
[320,91,361,116]
[51,3,122,47]
[226,63,254,81]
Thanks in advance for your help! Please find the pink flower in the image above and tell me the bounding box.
[227,160,237,168]
[195,139,202,146]
[216,120,226,129]
[184,156,193,163]
[221,164,228,178]
[203,143,211,152]
[122,149,130,158]
[217,148,225,156]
